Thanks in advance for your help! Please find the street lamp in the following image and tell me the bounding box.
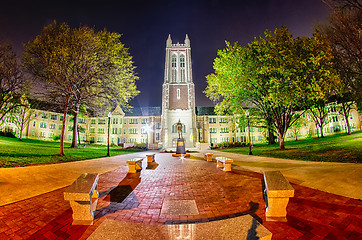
[245,110,252,155]
[107,112,112,157]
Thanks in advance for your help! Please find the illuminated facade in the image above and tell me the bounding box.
[1,36,361,148]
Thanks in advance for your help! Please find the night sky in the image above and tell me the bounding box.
[0,0,330,108]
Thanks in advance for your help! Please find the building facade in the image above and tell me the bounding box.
[1,35,361,148]
[161,34,197,148]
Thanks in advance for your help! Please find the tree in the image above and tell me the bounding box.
[205,26,340,149]
[9,95,34,140]
[289,113,309,141]
[23,21,139,155]
[0,40,25,124]
[321,0,362,110]
[308,99,329,138]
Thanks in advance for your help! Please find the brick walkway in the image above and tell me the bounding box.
[0,153,361,239]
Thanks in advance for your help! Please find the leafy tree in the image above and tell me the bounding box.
[8,95,34,140]
[320,0,362,110]
[0,40,25,124]
[289,113,309,141]
[308,100,329,138]
[23,21,139,154]
[205,26,340,149]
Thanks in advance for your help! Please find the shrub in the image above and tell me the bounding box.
[52,135,61,141]
[0,131,16,138]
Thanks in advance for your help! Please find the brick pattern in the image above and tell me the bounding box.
[0,154,361,239]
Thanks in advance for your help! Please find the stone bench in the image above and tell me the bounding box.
[204,153,213,162]
[64,173,99,225]
[263,171,294,222]
[216,157,233,171]
[127,158,143,173]
[146,154,155,163]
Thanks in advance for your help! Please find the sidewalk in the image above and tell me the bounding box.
[0,151,361,239]
[194,150,362,200]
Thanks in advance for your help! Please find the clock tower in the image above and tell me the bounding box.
[161,34,196,149]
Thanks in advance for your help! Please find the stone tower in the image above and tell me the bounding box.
[161,34,196,149]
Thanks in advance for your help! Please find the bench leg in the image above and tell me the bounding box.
[69,199,98,225]
[206,155,212,162]
[217,161,223,168]
[128,164,137,173]
[223,163,232,171]
[136,162,142,170]
[266,196,290,221]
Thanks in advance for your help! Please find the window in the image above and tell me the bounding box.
[219,118,228,124]
[258,128,263,132]
[40,132,46,137]
[112,128,118,134]
[220,127,229,133]
[90,137,95,143]
[141,128,147,134]
[98,128,105,134]
[41,112,48,119]
[123,128,126,134]
[177,89,180,100]
[171,55,177,68]
[129,128,138,134]
[97,137,104,143]
[156,122,161,129]
[180,55,185,68]
[33,121,36,127]
[209,118,216,124]
[40,122,47,128]
[220,137,230,142]
[49,123,56,129]
[68,126,72,131]
[90,128,95,133]
[141,118,148,124]
[60,116,63,122]
[98,119,106,125]
[48,133,54,139]
[209,128,217,133]
[129,118,138,124]
[50,114,57,120]
[211,137,217,143]
[90,119,96,124]
[79,118,86,124]
[172,123,186,133]
[112,118,118,124]
[156,133,160,141]
[58,125,62,130]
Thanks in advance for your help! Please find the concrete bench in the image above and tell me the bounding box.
[64,173,99,225]
[204,153,213,162]
[146,154,155,163]
[264,171,294,222]
[216,157,233,171]
[127,158,143,173]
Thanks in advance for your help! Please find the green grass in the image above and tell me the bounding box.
[0,136,140,168]
[221,131,362,163]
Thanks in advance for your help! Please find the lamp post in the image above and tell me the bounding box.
[107,112,112,157]
[245,110,252,155]
[142,124,152,150]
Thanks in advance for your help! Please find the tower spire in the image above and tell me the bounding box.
[185,34,190,47]
[167,34,172,47]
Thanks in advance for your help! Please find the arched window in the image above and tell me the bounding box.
[180,55,185,68]
[171,55,177,68]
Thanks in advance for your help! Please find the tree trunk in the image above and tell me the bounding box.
[320,125,324,138]
[279,136,285,150]
[267,121,276,145]
[342,102,351,134]
[60,97,70,156]
[71,104,79,148]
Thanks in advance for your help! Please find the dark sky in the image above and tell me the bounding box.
[0,0,330,107]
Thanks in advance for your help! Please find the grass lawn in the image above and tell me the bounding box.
[220,131,362,163]
[0,136,141,167]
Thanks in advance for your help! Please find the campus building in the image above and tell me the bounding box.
[2,35,361,148]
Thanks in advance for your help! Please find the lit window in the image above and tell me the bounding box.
[177,89,180,100]
[171,55,177,68]
[180,55,185,68]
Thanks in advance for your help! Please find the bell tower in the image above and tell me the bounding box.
[161,34,196,149]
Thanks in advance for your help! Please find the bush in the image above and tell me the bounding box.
[52,135,61,141]
[0,131,16,138]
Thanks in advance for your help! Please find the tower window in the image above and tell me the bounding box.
[171,55,177,68]
[180,55,185,68]
[177,89,180,100]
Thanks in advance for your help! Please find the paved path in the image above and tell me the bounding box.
[0,151,361,239]
[194,150,362,200]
